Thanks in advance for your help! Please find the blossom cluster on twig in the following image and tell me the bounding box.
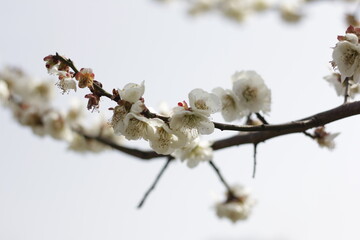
[0,67,123,153]
[2,26,360,222]
[155,0,359,25]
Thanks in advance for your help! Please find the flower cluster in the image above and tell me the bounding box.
[324,72,360,98]
[215,184,256,223]
[0,67,123,153]
[172,139,213,168]
[213,70,271,122]
[43,53,275,168]
[313,126,340,150]
[44,55,95,93]
[332,26,360,83]
[159,0,360,24]
[111,83,219,167]
[157,0,323,23]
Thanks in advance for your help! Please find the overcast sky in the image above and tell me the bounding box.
[1,1,360,240]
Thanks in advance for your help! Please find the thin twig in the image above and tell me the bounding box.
[252,143,258,178]
[54,53,116,101]
[214,101,360,133]
[209,160,233,195]
[344,77,350,104]
[137,157,173,208]
[303,131,315,139]
[77,130,164,160]
[255,112,269,124]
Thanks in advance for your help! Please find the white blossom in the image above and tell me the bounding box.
[314,127,340,150]
[252,0,271,12]
[216,184,256,223]
[172,138,213,168]
[65,99,86,123]
[148,120,186,154]
[157,101,171,117]
[122,113,154,140]
[332,36,360,83]
[279,2,302,23]
[188,0,216,15]
[169,106,215,140]
[75,68,95,88]
[169,89,219,139]
[219,0,253,22]
[212,87,242,121]
[317,132,340,150]
[69,121,124,153]
[111,105,129,135]
[188,88,221,116]
[232,70,271,115]
[118,81,145,103]
[56,76,77,94]
[0,80,10,102]
[29,81,55,104]
[324,72,360,98]
[42,111,72,140]
[111,101,153,140]
[11,105,45,136]
[343,33,359,44]
[324,72,345,96]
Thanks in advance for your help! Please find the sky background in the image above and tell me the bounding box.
[1,0,360,239]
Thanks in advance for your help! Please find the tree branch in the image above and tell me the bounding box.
[252,144,258,178]
[209,160,234,197]
[212,101,360,150]
[137,156,173,208]
[213,101,360,133]
[78,130,164,160]
[78,101,360,160]
[54,53,116,101]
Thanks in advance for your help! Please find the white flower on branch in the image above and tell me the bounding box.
[0,80,10,102]
[28,81,55,104]
[188,0,216,15]
[56,73,77,94]
[279,2,303,23]
[14,107,45,136]
[0,67,55,104]
[42,111,72,140]
[212,87,241,121]
[122,113,155,140]
[232,70,271,115]
[169,88,219,140]
[43,55,78,93]
[69,120,124,153]
[215,184,256,223]
[188,88,221,116]
[324,72,346,96]
[148,120,186,155]
[157,101,171,117]
[219,0,253,22]
[324,72,360,98]
[65,99,86,123]
[75,68,95,88]
[332,33,360,83]
[314,126,340,150]
[169,103,214,140]
[118,81,145,103]
[172,138,213,168]
[111,100,154,140]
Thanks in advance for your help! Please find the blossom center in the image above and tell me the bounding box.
[194,99,208,110]
[222,94,236,110]
[344,47,359,66]
[242,86,257,102]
